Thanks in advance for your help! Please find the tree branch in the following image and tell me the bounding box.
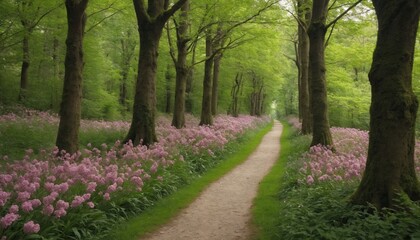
[160,0,188,23]
[224,0,278,36]
[133,0,150,23]
[166,22,177,66]
[85,9,122,33]
[283,7,307,31]
[324,20,337,47]
[29,2,63,31]
[326,0,362,29]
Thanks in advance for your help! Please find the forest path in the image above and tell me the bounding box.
[141,121,283,240]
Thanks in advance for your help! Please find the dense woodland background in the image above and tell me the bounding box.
[1,0,419,130]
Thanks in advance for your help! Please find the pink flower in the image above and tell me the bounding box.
[17,191,31,202]
[150,163,158,174]
[42,205,54,216]
[86,182,97,193]
[82,193,91,201]
[0,213,19,228]
[306,175,314,185]
[0,191,11,207]
[21,201,34,213]
[56,200,69,210]
[71,196,85,208]
[30,199,41,208]
[9,205,19,213]
[131,176,144,188]
[23,221,40,234]
[54,208,67,218]
[107,183,117,193]
[87,201,95,208]
[103,193,110,201]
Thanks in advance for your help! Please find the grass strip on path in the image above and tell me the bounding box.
[110,122,274,240]
[251,121,309,240]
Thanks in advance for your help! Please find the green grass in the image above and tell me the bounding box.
[251,121,310,240]
[0,121,125,161]
[109,122,274,240]
[0,121,57,159]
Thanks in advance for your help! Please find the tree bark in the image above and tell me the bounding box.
[56,0,88,154]
[185,45,195,113]
[172,0,189,128]
[308,0,333,147]
[298,0,312,134]
[125,22,161,146]
[126,0,187,146]
[211,26,224,116]
[165,64,172,114]
[229,72,242,117]
[211,54,221,116]
[51,36,60,112]
[199,32,213,125]
[18,25,31,102]
[351,0,420,209]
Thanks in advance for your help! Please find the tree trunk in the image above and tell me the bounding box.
[351,0,420,209]
[165,64,172,114]
[199,32,213,126]
[18,31,30,102]
[56,0,88,154]
[126,0,187,146]
[230,72,242,117]
[308,0,333,147]
[211,54,221,116]
[119,30,135,112]
[125,25,161,146]
[298,0,312,134]
[185,46,195,113]
[51,36,60,112]
[172,0,189,128]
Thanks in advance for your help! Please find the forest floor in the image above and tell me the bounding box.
[141,121,283,240]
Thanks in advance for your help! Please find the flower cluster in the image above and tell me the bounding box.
[293,122,420,185]
[0,111,269,237]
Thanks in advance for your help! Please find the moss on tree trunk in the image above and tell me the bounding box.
[351,0,420,209]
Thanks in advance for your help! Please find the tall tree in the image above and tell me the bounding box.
[16,0,58,101]
[125,0,187,146]
[211,25,224,116]
[56,0,89,154]
[199,30,214,125]
[119,29,136,112]
[297,0,312,134]
[229,72,243,117]
[170,0,189,128]
[308,0,361,147]
[351,0,420,209]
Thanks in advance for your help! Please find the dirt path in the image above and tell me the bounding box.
[142,121,283,240]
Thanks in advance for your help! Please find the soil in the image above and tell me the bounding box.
[142,121,283,240]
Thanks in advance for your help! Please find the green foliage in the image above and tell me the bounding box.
[273,124,420,240]
[0,120,57,160]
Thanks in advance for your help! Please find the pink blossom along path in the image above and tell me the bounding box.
[142,121,283,240]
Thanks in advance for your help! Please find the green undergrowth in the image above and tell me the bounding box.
[252,120,310,240]
[109,122,274,240]
[0,121,125,161]
[254,121,420,240]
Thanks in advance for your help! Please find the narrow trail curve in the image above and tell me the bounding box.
[142,121,283,240]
